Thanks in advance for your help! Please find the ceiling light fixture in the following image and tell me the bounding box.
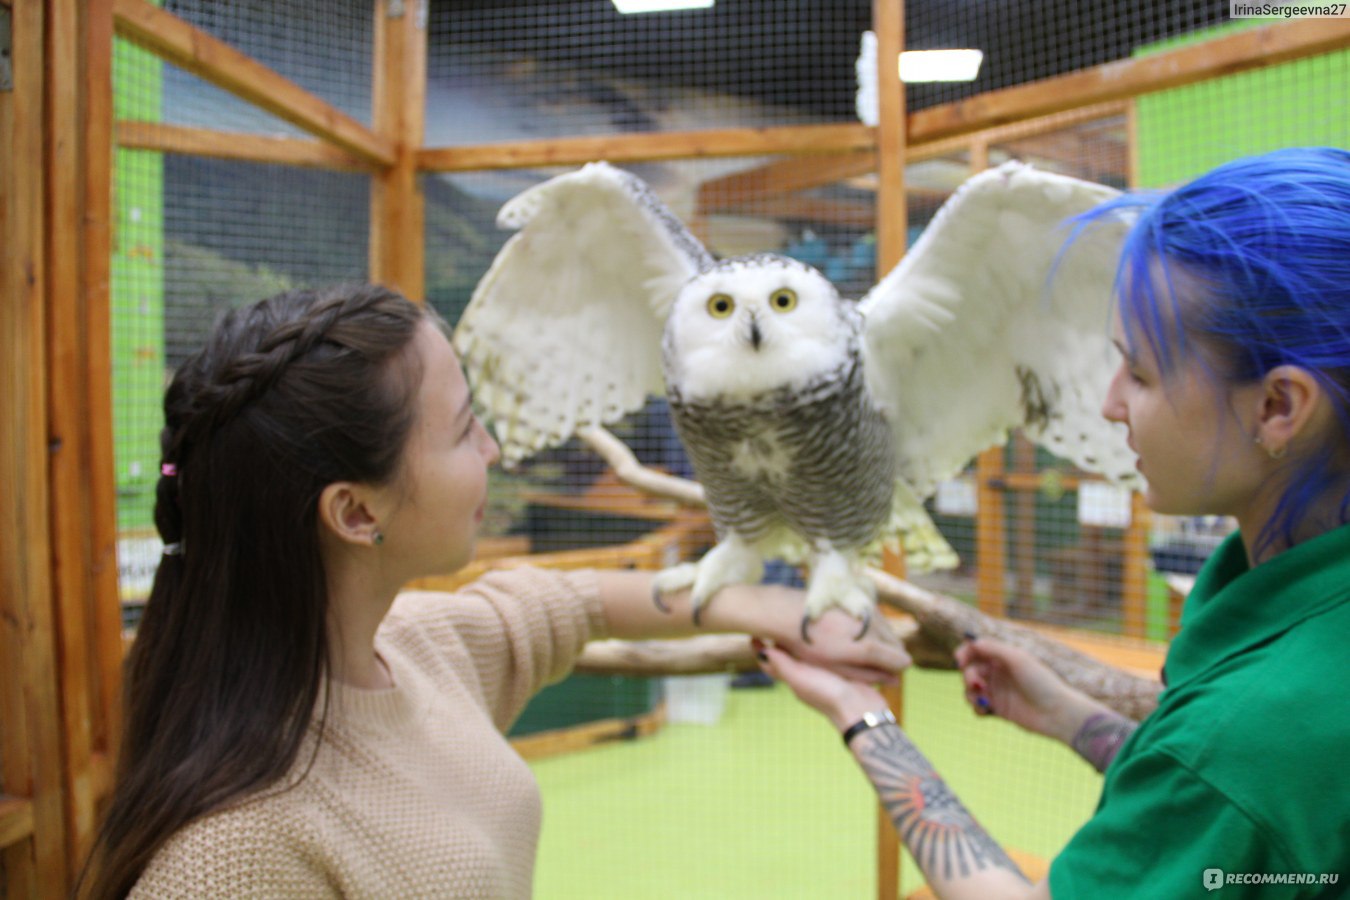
[899,49,984,83]
[611,0,715,13]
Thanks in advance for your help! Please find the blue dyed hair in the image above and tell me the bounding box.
[1075,147,1350,553]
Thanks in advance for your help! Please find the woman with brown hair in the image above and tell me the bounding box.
[84,284,907,898]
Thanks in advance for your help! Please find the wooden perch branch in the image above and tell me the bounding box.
[576,426,707,507]
[870,569,1162,721]
[576,427,1162,720]
[574,619,923,677]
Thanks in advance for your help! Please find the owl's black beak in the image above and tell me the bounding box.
[748,318,763,350]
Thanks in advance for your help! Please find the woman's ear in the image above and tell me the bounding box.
[317,481,382,547]
[1254,365,1323,457]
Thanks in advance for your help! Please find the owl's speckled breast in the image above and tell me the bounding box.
[666,359,896,551]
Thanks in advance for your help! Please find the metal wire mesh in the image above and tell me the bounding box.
[425,0,871,145]
[160,0,374,131]
[105,0,1350,894]
[112,31,372,605]
[905,0,1232,111]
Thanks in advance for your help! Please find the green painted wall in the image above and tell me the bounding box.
[1135,22,1350,189]
[111,34,164,531]
[1134,24,1347,637]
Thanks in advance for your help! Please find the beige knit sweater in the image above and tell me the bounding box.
[130,567,607,899]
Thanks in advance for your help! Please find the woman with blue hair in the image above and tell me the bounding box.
[759,147,1350,899]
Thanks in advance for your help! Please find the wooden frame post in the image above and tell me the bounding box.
[1,0,68,893]
[873,2,906,896]
[369,0,427,300]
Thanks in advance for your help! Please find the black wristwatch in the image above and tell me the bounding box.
[841,709,897,747]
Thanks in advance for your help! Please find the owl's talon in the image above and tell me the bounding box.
[799,613,814,645]
[652,585,671,614]
[692,601,706,628]
[853,607,872,641]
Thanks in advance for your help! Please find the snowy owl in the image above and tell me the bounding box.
[453,161,1138,637]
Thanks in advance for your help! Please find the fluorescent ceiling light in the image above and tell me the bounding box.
[899,49,984,83]
[611,0,714,12]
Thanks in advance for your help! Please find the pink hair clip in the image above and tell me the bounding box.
[161,463,178,477]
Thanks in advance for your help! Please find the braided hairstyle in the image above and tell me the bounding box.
[86,284,429,898]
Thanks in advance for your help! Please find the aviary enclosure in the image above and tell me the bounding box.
[2,0,1347,896]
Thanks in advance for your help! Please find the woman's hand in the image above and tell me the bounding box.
[754,640,897,731]
[596,572,909,685]
[735,587,911,687]
[954,637,1101,745]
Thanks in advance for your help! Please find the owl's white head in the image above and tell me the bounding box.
[663,255,859,402]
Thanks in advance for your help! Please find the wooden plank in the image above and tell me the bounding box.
[908,101,1128,164]
[909,19,1350,144]
[974,448,1007,619]
[418,122,876,172]
[112,0,394,167]
[1022,621,1166,679]
[368,0,426,299]
[873,5,906,896]
[46,0,101,874]
[696,150,876,213]
[116,120,371,170]
[708,195,877,229]
[84,0,125,783]
[873,0,907,275]
[1121,493,1152,639]
[405,512,714,594]
[510,707,666,762]
[0,797,36,850]
[1,0,69,892]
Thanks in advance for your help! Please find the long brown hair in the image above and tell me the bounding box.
[83,284,428,898]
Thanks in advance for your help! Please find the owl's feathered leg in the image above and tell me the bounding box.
[652,531,764,625]
[802,545,876,643]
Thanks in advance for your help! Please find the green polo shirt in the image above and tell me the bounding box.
[1050,523,1350,899]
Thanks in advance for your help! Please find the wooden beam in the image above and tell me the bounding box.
[908,101,1128,164]
[112,0,395,167]
[0,797,36,850]
[1,0,68,891]
[873,0,907,274]
[1122,493,1152,639]
[708,195,877,229]
[696,150,876,213]
[510,707,666,762]
[369,0,427,300]
[873,4,906,897]
[418,123,876,172]
[909,18,1350,144]
[116,121,372,170]
[86,0,126,776]
[47,0,103,874]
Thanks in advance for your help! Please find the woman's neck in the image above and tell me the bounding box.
[323,551,401,689]
[1238,476,1350,567]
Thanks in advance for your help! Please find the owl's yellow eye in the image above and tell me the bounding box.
[707,294,735,318]
[769,288,798,312]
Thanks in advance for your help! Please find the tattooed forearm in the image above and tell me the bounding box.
[854,725,1029,886]
[1070,711,1137,773]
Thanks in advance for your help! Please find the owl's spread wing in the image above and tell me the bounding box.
[859,161,1137,501]
[453,162,713,466]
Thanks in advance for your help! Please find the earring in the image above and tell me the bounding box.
[373,530,385,546]
[1254,435,1287,460]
